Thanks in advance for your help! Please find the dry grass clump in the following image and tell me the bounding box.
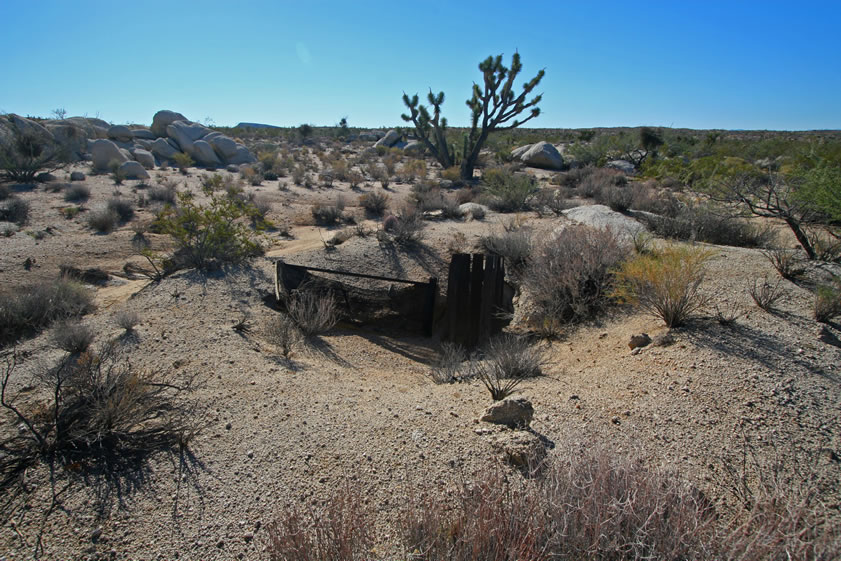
[481,167,538,212]
[0,278,93,347]
[1,344,200,481]
[106,197,135,222]
[287,288,339,337]
[523,225,626,334]
[87,208,119,233]
[479,229,532,271]
[814,278,841,323]
[762,247,806,280]
[748,276,784,312]
[113,310,140,333]
[266,443,840,561]
[384,206,425,246]
[63,183,90,202]
[50,320,95,354]
[311,197,346,225]
[358,190,389,217]
[430,342,466,384]
[612,245,713,328]
[0,197,29,224]
[265,314,302,357]
[471,333,543,400]
[147,183,177,205]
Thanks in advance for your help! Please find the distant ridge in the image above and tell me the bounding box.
[235,122,282,129]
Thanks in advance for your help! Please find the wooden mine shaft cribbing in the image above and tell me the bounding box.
[274,260,438,336]
[445,253,506,348]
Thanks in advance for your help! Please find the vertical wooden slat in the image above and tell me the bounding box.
[479,255,499,342]
[422,277,437,337]
[446,254,469,344]
[493,257,506,332]
[468,254,484,348]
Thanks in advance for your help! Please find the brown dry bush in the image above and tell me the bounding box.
[287,288,339,337]
[523,225,627,333]
[749,276,784,312]
[0,278,94,347]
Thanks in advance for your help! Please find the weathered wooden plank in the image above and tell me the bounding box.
[468,254,485,348]
[422,277,438,337]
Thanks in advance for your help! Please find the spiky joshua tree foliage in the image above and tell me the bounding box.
[402,52,544,181]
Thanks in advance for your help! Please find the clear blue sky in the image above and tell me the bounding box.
[2,0,839,130]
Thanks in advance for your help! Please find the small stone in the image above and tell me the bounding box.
[246,450,254,458]
[611,416,621,425]
[243,532,254,542]
[628,333,652,350]
[90,527,103,542]
[225,422,232,430]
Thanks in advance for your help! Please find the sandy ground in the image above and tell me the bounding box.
[1,155,840,560]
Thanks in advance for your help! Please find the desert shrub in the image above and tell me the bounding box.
[359,190,389,217]
[0,278,93,346]
[402,159,427,182]
[1,343,198,464]
[578,167,626,198]
[748,276,784,312]
[264,314,302,358]
[0,130,67,184]
[173,152,193,173]
[267,483,373,561]
[60,206,81,219]
[113,310,140,333]
[596,183,634,212]
[440,166,462,183]
[469,334,542,400]
[431,342,466,384]
[154,191,265,270]
[201,173,225,191]
[44,181,66,193]
[63,183,90,202]
[0,197,29,224]
[639,202,774,248]
[523,226,627,333]
[479,229,532,270]
[390,206,425,246]
[148,184,177,205]
[106,197,135,222]
[533,186,573,215]
[613,245,713,328]
[87,208,119,233]
[714,300,745,325]
[481,168,538,212]
[311,197,346,225]
[291,165,307,186]
[286,288,339,337]
[814,278,841,323]
[762,247,806,280]
[50,320,95,354]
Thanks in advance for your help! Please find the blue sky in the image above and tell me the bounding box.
[1,0,839,130]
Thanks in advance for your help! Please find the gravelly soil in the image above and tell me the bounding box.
[1,163,840,560]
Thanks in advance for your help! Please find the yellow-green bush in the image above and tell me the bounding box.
[613,245,713,327]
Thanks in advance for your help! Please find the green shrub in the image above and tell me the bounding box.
[154,191,265,270]
[0,278,94,346]
[173,152,194,172]
[639,202,774,248]
[613,245,713,327]
[814,279,841,323]
[481,168,537,212]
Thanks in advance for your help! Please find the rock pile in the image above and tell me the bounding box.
[0,110,256,179]
[511,141,564,170]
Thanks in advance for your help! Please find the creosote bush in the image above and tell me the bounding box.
[480,167,538,212]
[762,247,806,280]
[154,191,265,271]
[311,198,346,225]
[0,197,29,225]
[87,208,119,233]
[523,225,627,334]
[613,245,713,327]
[748,276,784,312]
[0,278,94,347]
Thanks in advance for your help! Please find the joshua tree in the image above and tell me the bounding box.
[402,52,544,181]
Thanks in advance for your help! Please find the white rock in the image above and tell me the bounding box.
[561,204,646,239]
[511,144,532,159]
[151,110,187,137]
[374,129,400,148]
[107,125,134,143]
[90,139,129,171]
[458,202,487,220]
[192,140,221,166]
[118,160,149,180]
[150,137,179,160]
[606,160,636,174]
[131,128,156,140]
[521,141,563,170]
[133,148,155,169]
